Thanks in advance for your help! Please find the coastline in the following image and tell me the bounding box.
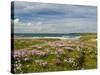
[14,36,81,40]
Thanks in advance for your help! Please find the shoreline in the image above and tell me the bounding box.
[14,36,81,40]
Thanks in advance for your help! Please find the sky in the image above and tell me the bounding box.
[11,1,97,33]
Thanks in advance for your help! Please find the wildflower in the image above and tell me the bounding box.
[40,62,48,67]
[30,50,48,57]
[57,49,65,55]
[35,60,42,64]
[53,59,62,65]
[64,47,74,51]
[72,62,78,67]
[64,59,68,62]
[68,58,74,64]
[35,60,48,67]
[24,58,30,61]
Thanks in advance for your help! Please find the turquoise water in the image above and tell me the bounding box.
[14,33,81,40]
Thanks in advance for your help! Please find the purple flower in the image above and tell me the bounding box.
[13,49,28,57]
[30,50,48,57]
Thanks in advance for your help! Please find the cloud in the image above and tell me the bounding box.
[14,18,19,24]
[13,1,97,19]
[13,18,97,33]
[12,1,97,33]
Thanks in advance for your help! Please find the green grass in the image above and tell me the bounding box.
[12,34,97,73]
[14,39,44,50]
[80,34,97,41]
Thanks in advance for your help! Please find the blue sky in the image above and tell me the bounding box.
[11,1,97,33]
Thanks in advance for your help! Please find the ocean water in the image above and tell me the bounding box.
[14,33,81,40]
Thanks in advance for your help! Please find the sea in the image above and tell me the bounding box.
[14,33,81,40]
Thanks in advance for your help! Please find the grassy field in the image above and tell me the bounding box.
[11,34,97,74]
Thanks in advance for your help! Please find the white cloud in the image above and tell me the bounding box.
[36,21,42,25]
[14,18,20,24]
[13,17,97,33]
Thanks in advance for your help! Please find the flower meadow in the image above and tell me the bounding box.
[11,34,97,74]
